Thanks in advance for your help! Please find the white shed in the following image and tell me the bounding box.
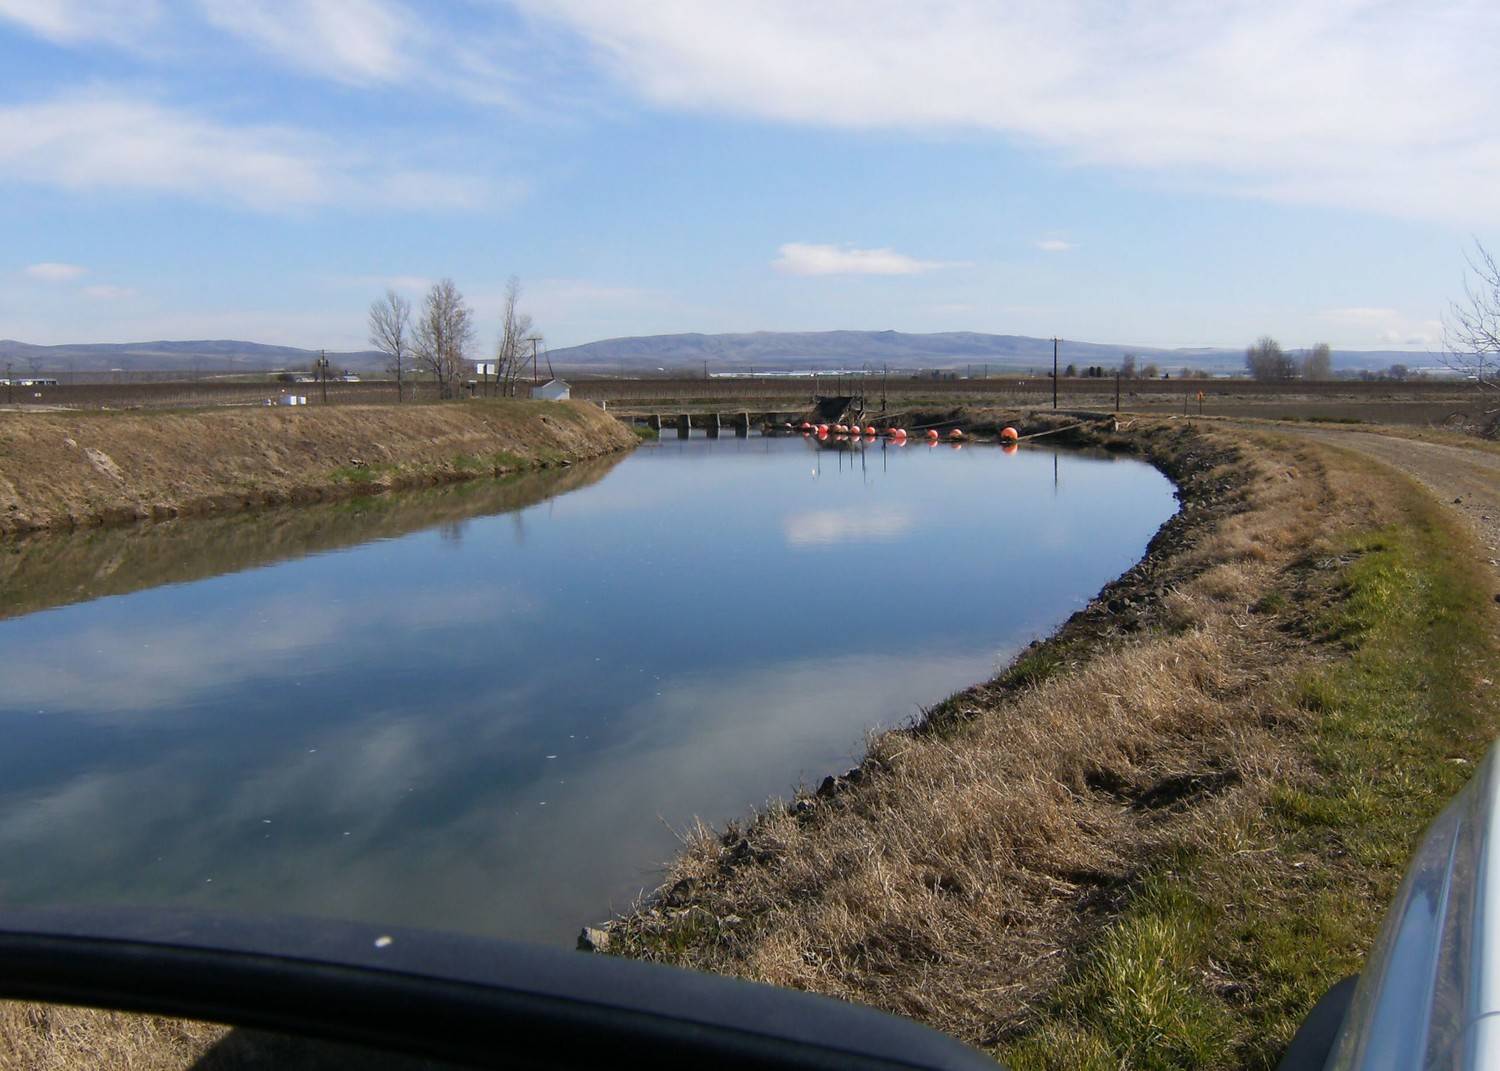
[534,378,571,401]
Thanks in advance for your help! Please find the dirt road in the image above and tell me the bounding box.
[1276,426,1500,586]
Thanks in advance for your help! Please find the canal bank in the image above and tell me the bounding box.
[600,412,1500,1069]
[0,399,637,536]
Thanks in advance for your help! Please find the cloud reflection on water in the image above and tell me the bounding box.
[783,507,916,547]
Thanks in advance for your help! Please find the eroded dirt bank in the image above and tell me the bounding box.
[0,399,636,537]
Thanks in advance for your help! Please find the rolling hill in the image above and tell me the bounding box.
[0,331,1431,376]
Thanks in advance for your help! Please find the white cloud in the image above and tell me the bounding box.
[0,90,493,212]
[773,242,954,276]
[1035,239,1075,253]
[82,284,136,300]
[525,1,1500,225]
[192,0,527,108]
[24,261,87,282]
[0,0,160,45]
[195,0,411,86]
[1319,307,1444,347]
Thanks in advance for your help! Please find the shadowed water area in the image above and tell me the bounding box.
[0,435,1176,944]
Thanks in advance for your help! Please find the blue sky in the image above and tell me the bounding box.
[0,1,1494,352]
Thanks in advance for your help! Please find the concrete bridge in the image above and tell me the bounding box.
[629,395,867,438]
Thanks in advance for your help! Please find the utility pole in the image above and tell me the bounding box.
[1052,337,1059,410]
[526,336,543,383]
[1115,369,1121,413]
[4,361,11,405]
[318,350,329,405]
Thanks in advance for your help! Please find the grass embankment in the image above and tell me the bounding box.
[0,398,636,536]
[1005,475,1496,1068]
[604,416,1499,1069]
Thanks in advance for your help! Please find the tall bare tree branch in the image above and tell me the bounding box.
[1443,240,1500,393]
[368,289,412,402]
[412,279,475,400]
[496,276,534,397]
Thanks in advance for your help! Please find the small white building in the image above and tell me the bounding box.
[534,378,571,401]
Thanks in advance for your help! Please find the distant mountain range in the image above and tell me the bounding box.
[0,331,1432,376]
[540,331,1431,374]
[0,339,384,374]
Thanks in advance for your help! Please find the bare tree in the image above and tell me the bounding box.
[495,276,535,397]
[412,279,474,399]
[1120,353,1137,379]
[1245,336,1296,381]
[1443,241,1500,392]
[368,289,412,402]
[1302,342,1333,380]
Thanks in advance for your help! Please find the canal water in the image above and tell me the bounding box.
[0,435,1177,944]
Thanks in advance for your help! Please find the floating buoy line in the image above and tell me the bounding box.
[768,413,1101,447]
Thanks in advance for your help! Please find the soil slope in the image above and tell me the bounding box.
[0,399,636,536]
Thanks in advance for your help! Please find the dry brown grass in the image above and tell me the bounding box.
[0,1004,227,1071]
[0,399,635,536]
[606,420,1397,1049]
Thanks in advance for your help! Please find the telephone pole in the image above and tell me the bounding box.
[1052,337,1059,409]
[318,350,329,405]
[526,336,543,383]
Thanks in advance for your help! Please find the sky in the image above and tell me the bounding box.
[1,1,1496,353]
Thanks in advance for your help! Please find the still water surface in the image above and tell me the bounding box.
[0,436,1176,943]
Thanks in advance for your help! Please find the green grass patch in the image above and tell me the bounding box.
[997,647,1065,689]
[1004,489,1498,1070]
[450,450,531,473]
[329,464,376,485]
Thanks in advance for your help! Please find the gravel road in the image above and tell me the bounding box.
[1280,427,1500,591]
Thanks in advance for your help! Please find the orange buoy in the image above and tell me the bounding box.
[817,424,829,434]
[1000,426,1019,442]
[949,428,965,440]
[1002,442,1019,456]
[926,429,940,440]
[864,426,877,436]
[892,428,907,439]
[800,421,813,430]
[834,424,847,434]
